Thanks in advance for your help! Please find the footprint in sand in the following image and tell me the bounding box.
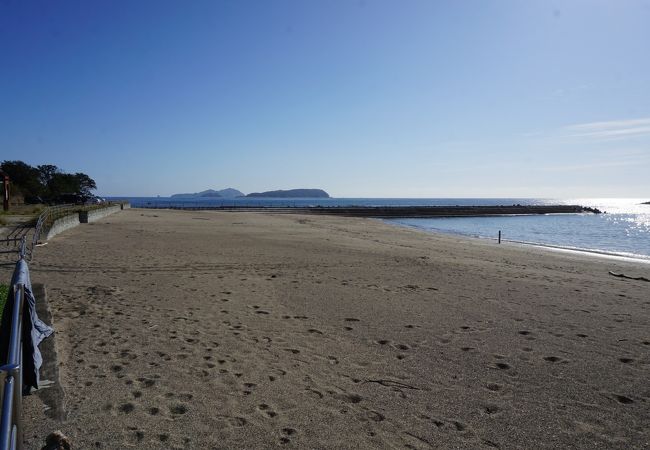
[279,427,297,444]
[543,356,562,363]
[304,388,323,399]
[119,403,135,414]
[227,417,247,427]
[483,404,501,415]
[451,420,467,432]
[169,404,188,415]
[137,377,156,388]
[613,394,634,404]
[257,403,278,418]
[365,410,385,422]
[334,393,363,404]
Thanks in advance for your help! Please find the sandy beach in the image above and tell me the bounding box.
[12,209,649,449]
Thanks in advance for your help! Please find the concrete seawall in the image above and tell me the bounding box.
[79,205,121,223]
[45,213,80,240]
[45,204,125,240]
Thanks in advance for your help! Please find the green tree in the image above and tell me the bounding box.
[48,173,79,196]
[73,173,97,197]
[0,160,98,203]
[0,160,41,199]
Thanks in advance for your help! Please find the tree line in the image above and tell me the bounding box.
[1,160,97,204]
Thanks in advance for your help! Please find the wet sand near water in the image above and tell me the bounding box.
[12,209,650,449]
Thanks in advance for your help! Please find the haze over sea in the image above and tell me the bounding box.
[115,197,650,261]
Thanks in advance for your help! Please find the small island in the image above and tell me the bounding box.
[171,188,244,199]
[246,189,330,198]
[642,201,650,205]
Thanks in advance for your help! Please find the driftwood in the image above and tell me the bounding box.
[608,271,650,282]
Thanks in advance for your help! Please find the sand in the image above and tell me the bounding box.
[9,209,649,449]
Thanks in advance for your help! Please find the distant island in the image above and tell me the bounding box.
[246,189,330,198]
[642,201,650,205]
[171,188,330,199]
[171,188,244,199]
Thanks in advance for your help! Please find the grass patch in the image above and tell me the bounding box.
[0,204,45,216]
[0,284,8,322]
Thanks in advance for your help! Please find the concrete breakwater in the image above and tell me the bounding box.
[292,205,602,217]
[140,204,601,218]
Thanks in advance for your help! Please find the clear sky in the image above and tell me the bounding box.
[1,0,649,197]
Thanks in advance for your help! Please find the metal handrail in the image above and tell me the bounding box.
[0,206,75,448]
[2,203,117,261]
[0,281,24,450]
[31,204,75,253]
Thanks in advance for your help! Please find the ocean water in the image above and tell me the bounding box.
[115,196,557,208]
[390,198,650,261]
[112,197,650,261]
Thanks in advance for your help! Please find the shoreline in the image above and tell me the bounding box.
[386,220,650,265]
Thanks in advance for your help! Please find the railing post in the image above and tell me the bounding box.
[0,373,15,450]
[0,283,25,450]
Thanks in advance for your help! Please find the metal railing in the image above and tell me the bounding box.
[1,222,31,261]
[31,204,78,259]
[0,204,100,449]
[0,255,26,449]
[0,203,117,261]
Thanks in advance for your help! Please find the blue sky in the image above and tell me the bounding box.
[1,0,649,197]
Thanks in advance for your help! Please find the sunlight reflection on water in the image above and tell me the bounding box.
[392,199,650,260]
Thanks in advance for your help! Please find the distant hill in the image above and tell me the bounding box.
[642,201,650,205]
[246,189,330,198]
[171,188,244,198]
[217,188,245,198]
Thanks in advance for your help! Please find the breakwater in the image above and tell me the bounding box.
[135,204,601,217]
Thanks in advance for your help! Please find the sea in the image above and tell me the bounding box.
[111,197,650,262]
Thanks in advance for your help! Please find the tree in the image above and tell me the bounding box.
[0,160,41,199]
[73,173,97,197]
[37,164,59,187]
[0,160,98,203]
